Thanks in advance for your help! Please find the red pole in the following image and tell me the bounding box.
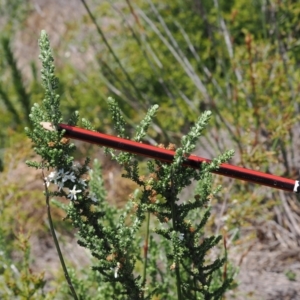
[57,123,299,193]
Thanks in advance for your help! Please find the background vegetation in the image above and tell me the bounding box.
[1,0,300,298]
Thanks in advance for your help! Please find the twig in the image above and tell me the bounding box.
[142,212,150,287]
[280,191,300,238]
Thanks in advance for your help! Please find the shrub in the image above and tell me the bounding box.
[24,30,235,299]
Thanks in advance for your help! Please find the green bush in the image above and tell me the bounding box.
[24,30,235,299]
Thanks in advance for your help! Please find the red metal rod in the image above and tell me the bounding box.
[58,123,299,193]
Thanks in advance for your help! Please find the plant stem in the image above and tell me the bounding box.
[142,212,150,287]
[43,171,79,300]
[170,172,182,300]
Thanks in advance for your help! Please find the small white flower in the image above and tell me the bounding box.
[78,178,87,188]
[90,195,98,203]
[40,122,55,131]
[57,169,65,176]
[114,262,121,278]
[62,171,76,183]
[48,170,62,184]
[45,170,63,187]
[68,185,82,200]
[179,233,184,241]
[57,180,65,191]
[44,177,50,187]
